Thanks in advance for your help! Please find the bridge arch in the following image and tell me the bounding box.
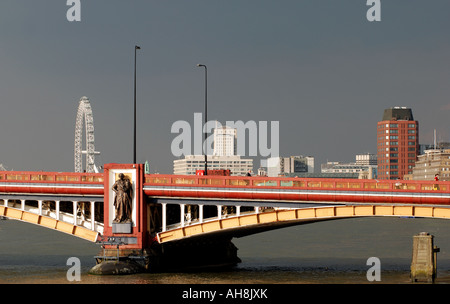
[0,199,102,242]
[157,205,450,243]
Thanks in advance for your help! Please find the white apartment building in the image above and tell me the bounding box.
[321,162,370,174]
[266,156,314,177]
[410,149,450,181]
[173,155,253,176]
[321,154,378,179]
[356,153,377,166]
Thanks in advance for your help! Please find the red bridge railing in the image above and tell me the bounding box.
[144,174,449,192]
[0,171,104,183]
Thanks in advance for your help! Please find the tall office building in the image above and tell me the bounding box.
[213,125,237,156]
[173,124,253,176]
[377,107,419,180]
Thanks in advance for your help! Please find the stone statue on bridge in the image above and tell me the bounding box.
[112,173,133,223]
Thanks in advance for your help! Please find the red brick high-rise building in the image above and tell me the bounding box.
[377,107,419,180]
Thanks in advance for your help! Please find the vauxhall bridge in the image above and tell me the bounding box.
[1,166,450,271]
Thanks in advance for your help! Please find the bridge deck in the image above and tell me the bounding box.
[2,170,450,245]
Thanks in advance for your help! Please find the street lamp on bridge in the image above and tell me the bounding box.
[197,63,208,176]
[134,45,141,164]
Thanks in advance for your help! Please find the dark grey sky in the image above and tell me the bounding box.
[1,1,449,173]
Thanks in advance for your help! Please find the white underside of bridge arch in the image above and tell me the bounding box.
[157,204,450,244]
[0,203,103,242]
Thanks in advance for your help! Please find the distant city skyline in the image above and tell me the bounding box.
[1,1,450,173]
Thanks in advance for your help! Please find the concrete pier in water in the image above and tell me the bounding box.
[411,232,440,283]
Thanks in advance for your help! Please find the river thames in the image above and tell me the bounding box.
[1,216,450,284]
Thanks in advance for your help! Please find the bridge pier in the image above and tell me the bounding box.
[92,164,148,274]
[411,232,440,283]
[149,238,241,272]
[91,164,243,274]
[91,237,241,274]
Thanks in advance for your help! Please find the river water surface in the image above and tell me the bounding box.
[1,216,450,285]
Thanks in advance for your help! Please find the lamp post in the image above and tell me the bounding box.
[134,45,141,164]
[197,64,207,175]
